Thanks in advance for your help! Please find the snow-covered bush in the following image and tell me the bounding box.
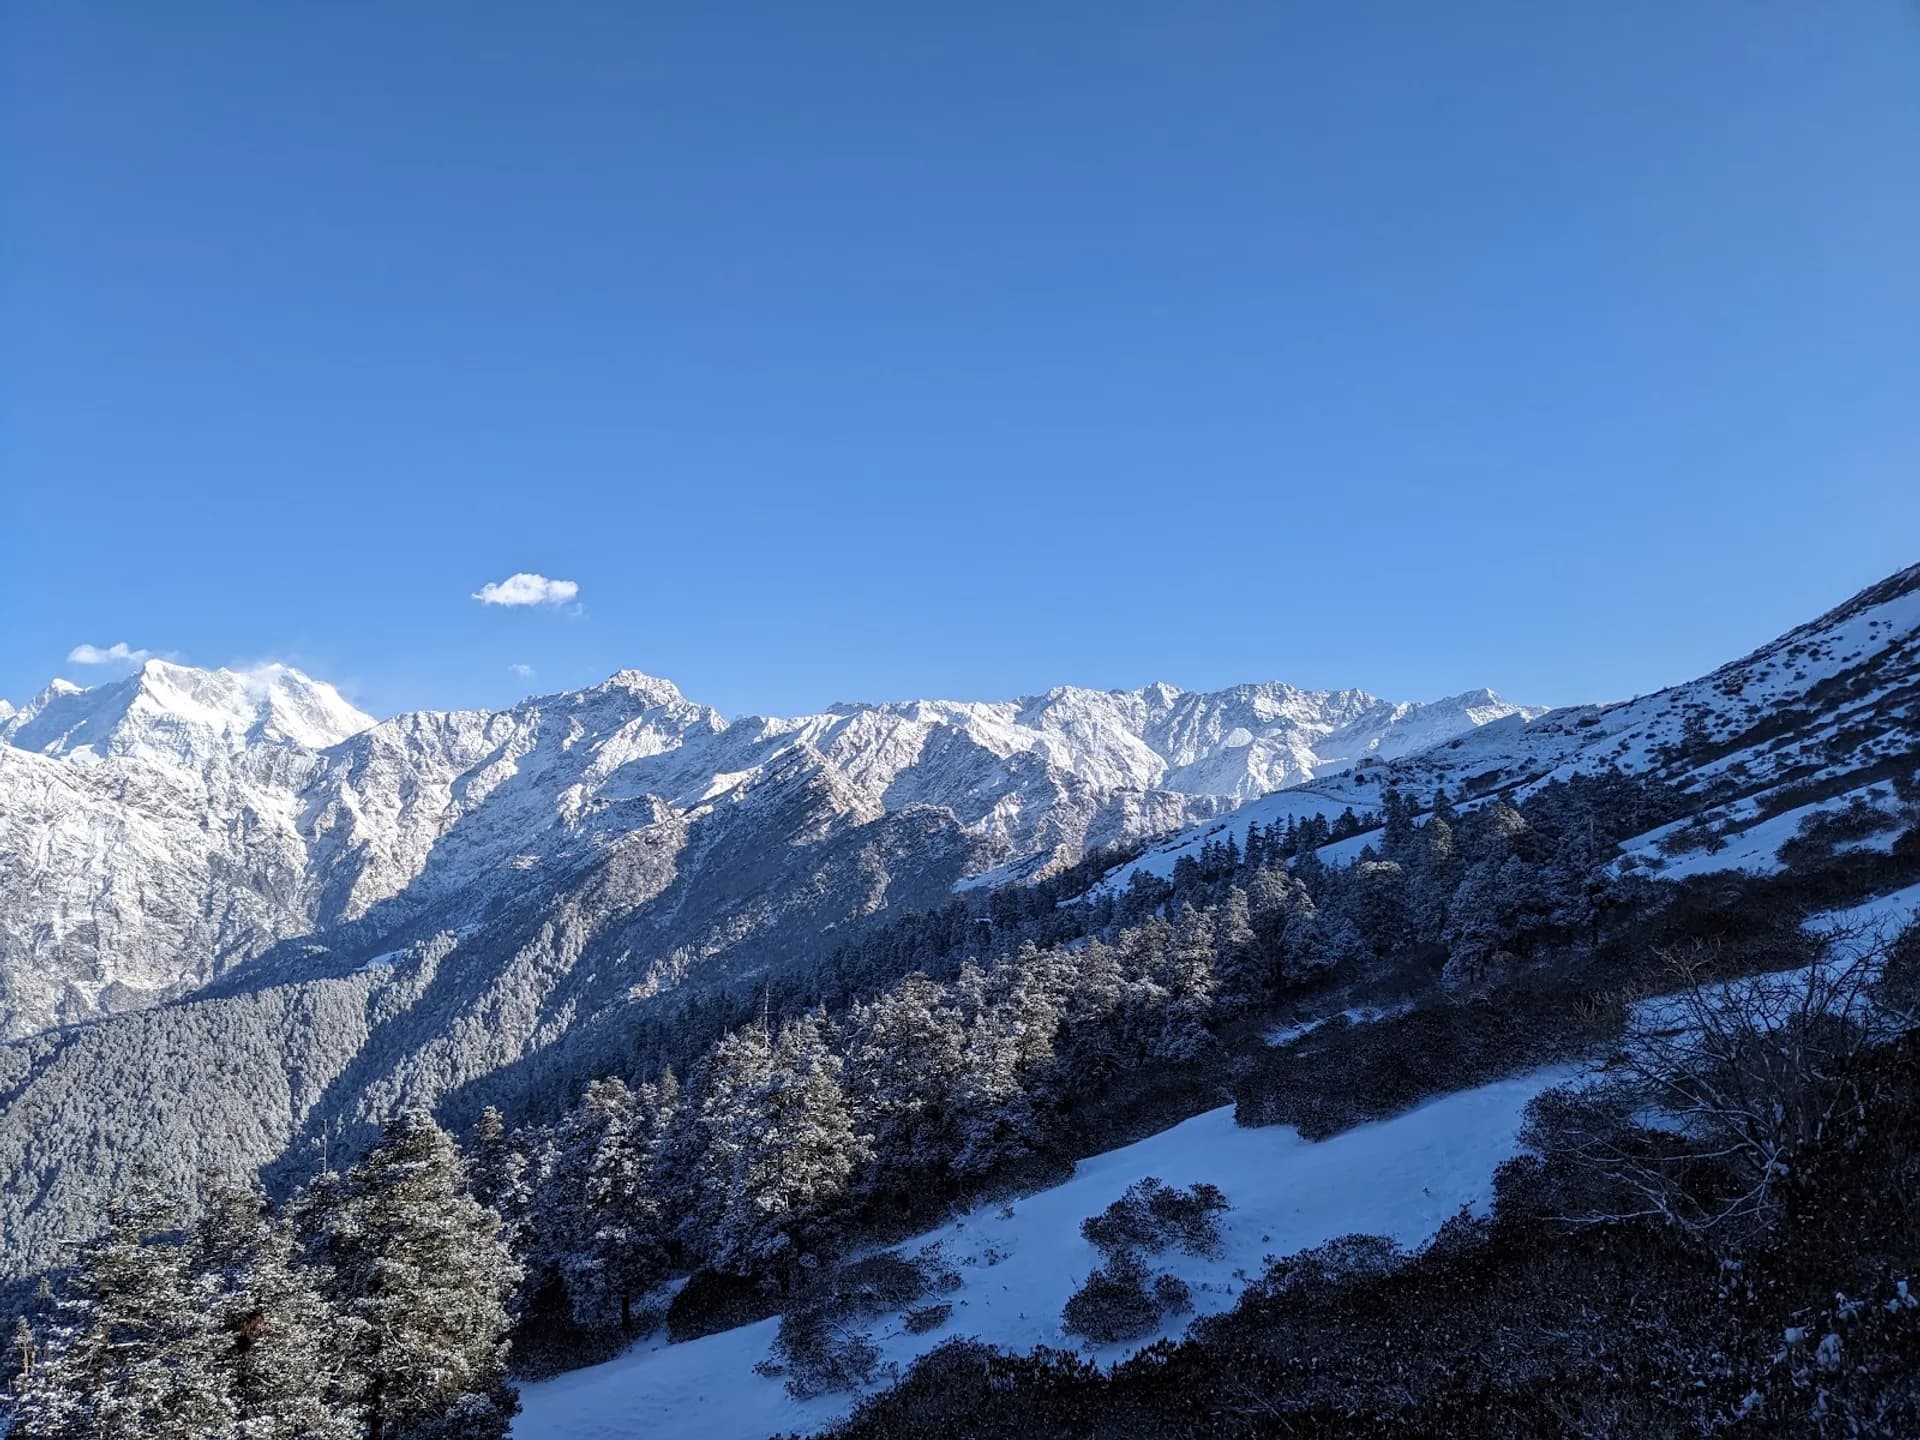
[901,1302,952,1334]
[1080,1177,1229,1259]
[754,1245,959,1398]
[1061,1250,1188,1344]
[756,1308,884,1399]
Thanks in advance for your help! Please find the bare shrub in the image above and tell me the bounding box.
[755,1243,960,1398]
[901,1302,951,1334]
[1061,1250,1165,1343]
[1060,1248,1198,1344]
[1521,924,1895,1243]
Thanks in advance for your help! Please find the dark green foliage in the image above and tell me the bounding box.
[901,1302,951,1335]
[755,1247,959,1398]
[825,989,1920,1440]
[302,1112,521,1440]
[1235,989,1604,1137]
[665,1268,781,1344]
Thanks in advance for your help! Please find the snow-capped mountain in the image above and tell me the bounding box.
[1,660,374,760]
[0,660,1530,1041]
[0,564,1912,1295]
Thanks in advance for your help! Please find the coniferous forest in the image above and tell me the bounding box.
[9,761,1920,1437]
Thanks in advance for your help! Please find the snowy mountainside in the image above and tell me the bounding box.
[1,659,373,759]
[510,881,1920,1440]
[1329,561,1920,813]
[0,663,1525,1283]
[0,663,1526,1039]
[1098,562,1920,888]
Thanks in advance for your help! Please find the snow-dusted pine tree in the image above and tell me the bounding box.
[197,1188,360,1440]
[312,1111,521,1440]
[843,973,968,1195]
[712,1014,866,1281]
[10,1181,236,1440]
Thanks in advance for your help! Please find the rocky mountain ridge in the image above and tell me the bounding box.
[0,660,1532,1039]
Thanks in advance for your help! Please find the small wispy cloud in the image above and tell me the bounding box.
[472,573,580,608]
[67,642,153,667]
[509,663,536,680]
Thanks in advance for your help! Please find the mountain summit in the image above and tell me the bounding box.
[0,659,374,761]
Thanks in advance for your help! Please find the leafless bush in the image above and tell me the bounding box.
[1522,922,1901,1244]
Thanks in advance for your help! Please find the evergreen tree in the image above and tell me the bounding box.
[1212,885,1263,1012]
[12,1181,236,1440]
[687,1024,774,1261]
[1151,906,1217,1060]
[843,974,967,1195]
[563,1079,662,1328]
[467,1107,526,1228]
[951,1002,1043,1177]
[311,1112,520,1440]
[186,1176,354,1438]
[712,1014,866,1281]
[7,1314,37,1394]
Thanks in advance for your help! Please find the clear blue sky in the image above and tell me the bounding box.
[4,3,1917,721]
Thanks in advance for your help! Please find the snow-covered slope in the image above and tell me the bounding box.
[1,660,373,760]
[1100,562,1920,887]
[1329,562,1920,813]
[514,1068,1569,1440]
[513,876,1920,1440]
[0,664,1526,1039]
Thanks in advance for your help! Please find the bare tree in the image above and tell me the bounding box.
[1522,920,1905,1244]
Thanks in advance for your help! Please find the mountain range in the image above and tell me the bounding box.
[0,560,1913,1294]
[0,661,1533,1040]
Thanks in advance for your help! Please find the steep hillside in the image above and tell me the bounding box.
[1104,563,1920,890]
[0,666,1526,1285]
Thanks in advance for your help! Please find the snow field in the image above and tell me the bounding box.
[514,1067,1569,1440]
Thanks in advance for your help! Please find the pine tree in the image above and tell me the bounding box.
[186,1176,351,1439]
[843,974,967,1196]
[467,1107,527,1229]
[563,1078,662,1328]
[711,1014,866,1281]
[11,1181,237,1440]
[1381,788,1417,858]
[1212,885,1264,1013]
[311,1112,520,1440]
[7,1314,36,1393]
[951,1001,1043,1177]
[1151,906,1217,1060]
[687,1025,774,1262]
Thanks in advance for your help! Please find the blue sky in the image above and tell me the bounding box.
[4,3,1917,721]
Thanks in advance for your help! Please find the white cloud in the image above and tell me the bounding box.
[510,663,536,679]
[472,573,580,608]
[67,642,153,666]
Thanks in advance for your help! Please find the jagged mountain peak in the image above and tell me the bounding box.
[0,659,374,761]
[0,650,1537,1039]
[588,668,689,709]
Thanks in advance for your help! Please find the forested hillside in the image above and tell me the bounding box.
[3,565,1919,1439]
